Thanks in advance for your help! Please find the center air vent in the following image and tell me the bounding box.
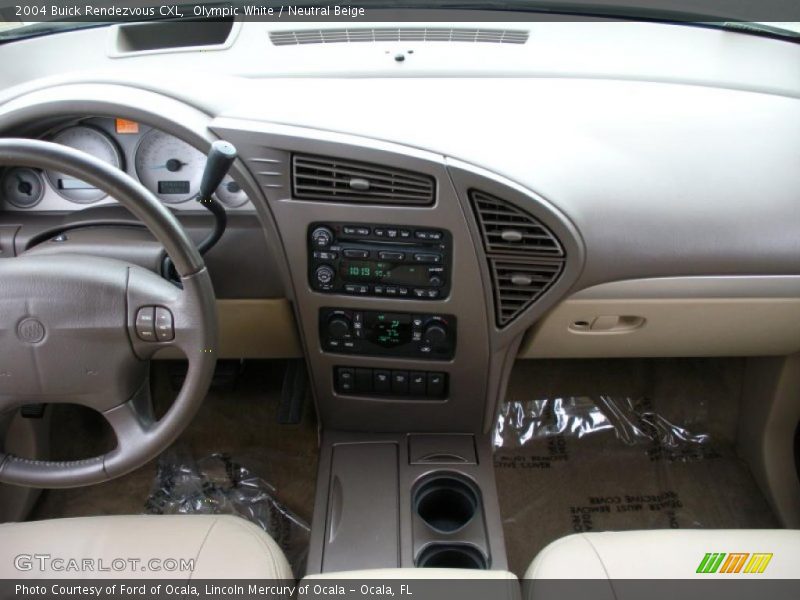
[270,28,529,46]
[292,154,435,205]
[471,190,566,327]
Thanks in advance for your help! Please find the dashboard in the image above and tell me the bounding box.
[0,116,252,211]
[0,19,799,437]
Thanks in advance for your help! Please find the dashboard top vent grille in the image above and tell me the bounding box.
[471,190,563,257]
[292,154,435,205]
[491,260,563,326]
[270,28,529,46]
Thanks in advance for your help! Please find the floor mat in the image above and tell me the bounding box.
[494,358,778,578]
[31,360,319,562]
[145,448,310,576]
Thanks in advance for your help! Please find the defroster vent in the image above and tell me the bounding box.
[471,190,565,327]
[292,154,435,205]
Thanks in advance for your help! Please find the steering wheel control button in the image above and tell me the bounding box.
[154,307,175,342]
[135,307,156,341]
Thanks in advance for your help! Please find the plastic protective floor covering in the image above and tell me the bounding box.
[493,359,779,578]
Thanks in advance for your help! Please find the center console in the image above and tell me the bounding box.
[214,119,582,576]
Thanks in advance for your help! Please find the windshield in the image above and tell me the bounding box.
[1,1,799,43]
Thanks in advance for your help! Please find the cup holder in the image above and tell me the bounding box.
[414,475,478,533]
[416,544,487,569]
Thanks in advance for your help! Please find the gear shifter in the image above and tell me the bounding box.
[162,140,237,280]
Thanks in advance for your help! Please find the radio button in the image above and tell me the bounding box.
[413,288,427,298]
[356,285,369,294]
[342,226,357,235]
[427,289,440,299]
[373,285,384,295]
[343,249,370,259]
[385,286,398,296]
[398,287,410,297]
[414,253,442,263]
[428,275,443,287]
[355,227,371,236]
[386,229,399,238]
[311,226,334,248]
[415,229,443,241]
[373,228,386,237]
[313,251,338,260]
[399,229,412,239]
[314,265,336,287]
[378,251,405,261]
[344,284,358,294]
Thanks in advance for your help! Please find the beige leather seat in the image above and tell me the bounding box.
[0,515,292,579]
[527,530,800,579]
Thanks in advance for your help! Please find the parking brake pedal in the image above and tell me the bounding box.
[279,360,308,424]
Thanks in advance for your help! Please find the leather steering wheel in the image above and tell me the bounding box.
[0,139,217,488]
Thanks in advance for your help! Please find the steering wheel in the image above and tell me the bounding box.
[0,139,217,488]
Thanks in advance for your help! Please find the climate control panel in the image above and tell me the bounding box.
[308,222,452,300]
[320,308,456,359]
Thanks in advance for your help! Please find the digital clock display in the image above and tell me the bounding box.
[339,261,432,287]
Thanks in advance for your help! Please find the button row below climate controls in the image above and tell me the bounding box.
[335,367,447,399]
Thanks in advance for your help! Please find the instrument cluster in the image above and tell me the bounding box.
[0,117,251,211]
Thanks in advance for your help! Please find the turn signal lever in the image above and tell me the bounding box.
[162,140,237,281]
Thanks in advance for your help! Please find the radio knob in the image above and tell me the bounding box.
[314,265,335,287]
[423,322,448,347]
[327,315,351,339]
[311,226,334,248]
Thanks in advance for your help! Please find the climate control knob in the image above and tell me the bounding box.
[327,315,352,339]
[423,321,448,347]
[311,226,334,248]
[314,265,335,287]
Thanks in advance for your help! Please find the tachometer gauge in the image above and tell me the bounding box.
[135,129,205,204]
[45,125,122,203]
[215,175,249,208]
[2,167,44,208]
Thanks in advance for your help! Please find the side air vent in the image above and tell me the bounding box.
[471,190,563,256]
[270,28,529,46]
[470,190,566,327]
[490,260,564,326]
[292,154,435,205]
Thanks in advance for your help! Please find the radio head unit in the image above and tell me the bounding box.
[308,222,452,300]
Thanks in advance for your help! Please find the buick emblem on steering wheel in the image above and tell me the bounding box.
[16,317,46,344]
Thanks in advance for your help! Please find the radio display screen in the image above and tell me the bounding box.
[366,312,413,348]
[339,261,431,287]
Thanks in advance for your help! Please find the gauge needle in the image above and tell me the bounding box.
[150,158,188,172]
[15,174,32,195]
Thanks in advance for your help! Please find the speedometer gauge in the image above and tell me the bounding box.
[46,126,122,203]
[135,129,205,204]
